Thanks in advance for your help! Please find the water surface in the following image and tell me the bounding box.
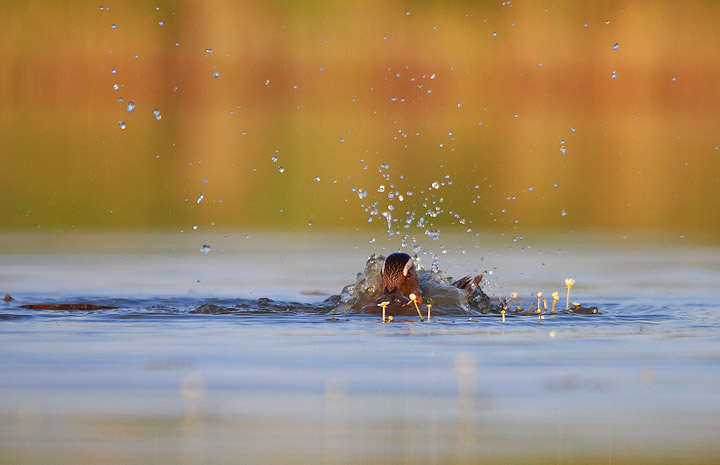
[1,230,719,464]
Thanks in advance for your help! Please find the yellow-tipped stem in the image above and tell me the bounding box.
[536,292,542,312]
[409,293,424,322]
[551,291,559,313]
[501,309,506,323]
[378,301,390,323]
[565,279,575,310]
[427,304,432,322]
[527,302,536,313]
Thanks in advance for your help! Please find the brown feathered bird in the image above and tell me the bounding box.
[380,252,423,303]
[380,253,483,304]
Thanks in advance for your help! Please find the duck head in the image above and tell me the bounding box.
[380,252,422,304]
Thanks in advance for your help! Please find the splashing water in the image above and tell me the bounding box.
[332,254,491,316]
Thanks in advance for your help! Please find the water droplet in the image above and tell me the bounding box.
[613,43,619,50]
[213,72,220,78]
[560,146,566,154]
[153,108,161,120]
[553,182,559,188]
[205,48,213,53]
[111,24,117,30]
[491,32,497,37]
[339,137,344,143]
[277,166,285,173]
[126,101,135,112]
[561,210,567,217]
[113,84,119,91]
[425,229,440,240]
[118,121,126,129]
[111,68,116,74]
[192,225,198,230]
[611,71,617,79]
[201,244,211,254]
[271,156,278,162]
[158,21,164,26]
[313,176,320,182]
[197,193,204,203]
[430,73,436,79]
[671,76,677,82]
[377,185,385,193]
[357,189,367,199]
[265,79,270,85]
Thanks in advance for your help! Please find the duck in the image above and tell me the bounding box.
[332,252,487,315]
[379,252,484,308]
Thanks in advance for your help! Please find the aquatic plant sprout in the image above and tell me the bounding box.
[409,293,424,321]
[377,300,390,323]
[565,278,575,310]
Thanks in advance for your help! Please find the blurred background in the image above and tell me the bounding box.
[1,0,719,241]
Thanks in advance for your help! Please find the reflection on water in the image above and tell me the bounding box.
[1,231,720,464]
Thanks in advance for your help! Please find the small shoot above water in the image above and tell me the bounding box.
[409,293,424,322]
[565,278,575,310]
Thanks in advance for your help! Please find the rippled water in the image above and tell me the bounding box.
[1,230,719,464]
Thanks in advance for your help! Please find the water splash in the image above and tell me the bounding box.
[333,254,490,316]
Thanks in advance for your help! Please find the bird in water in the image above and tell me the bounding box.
[380,252,423,303]
[379,252,483,307]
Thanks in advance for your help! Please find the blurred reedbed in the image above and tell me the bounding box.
[1,1,719,232]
